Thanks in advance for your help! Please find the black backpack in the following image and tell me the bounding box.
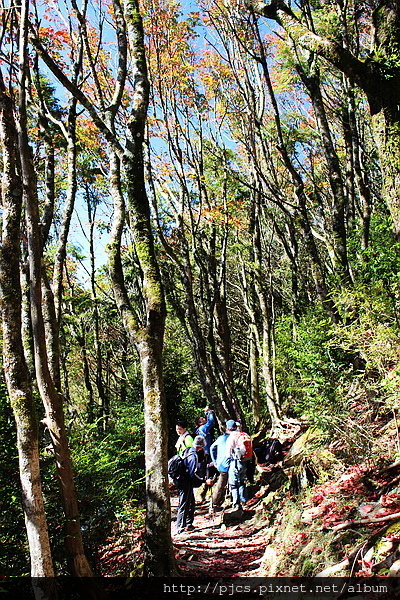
[168,453,189,486]
[254,438,284,465]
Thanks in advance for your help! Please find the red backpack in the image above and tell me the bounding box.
[232,431,253,460]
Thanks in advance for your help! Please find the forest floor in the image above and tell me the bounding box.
[171,485,268,577]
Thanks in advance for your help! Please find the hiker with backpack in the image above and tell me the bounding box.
[193,407,215,453]
[208,420,237,512]
[225,420,253,511]
[253,438,284,466]
[175,419,194,456]
[169,435,208,535]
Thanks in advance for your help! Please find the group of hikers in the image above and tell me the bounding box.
[169,407,255,535]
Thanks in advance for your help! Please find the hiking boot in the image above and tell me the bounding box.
[209,505,223,514]
[174,529,186,537]
[185,524,195,531]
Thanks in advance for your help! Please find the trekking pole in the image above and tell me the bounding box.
[209,491,215,521]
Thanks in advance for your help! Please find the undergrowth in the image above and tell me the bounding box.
[257,405,400,577]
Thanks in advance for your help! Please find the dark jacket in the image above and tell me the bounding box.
[183,447,208,487]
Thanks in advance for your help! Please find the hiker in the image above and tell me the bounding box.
[195,447,218,504]
[175,435,208,535]
[225,420,253,510]
[254,438,284,466]
[175,419,194,456]
[193,407,215,453]
[208,420,237,512]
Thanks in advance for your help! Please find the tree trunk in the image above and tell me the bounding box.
[297,67,352,284]
[31,0,178,574]
[253,203,281,426]
[163,261,232,423]
[17,0,95,581]
[40,127,55,246]
[86,188,108,430]
[238,198,281,428]
[22,125,95,582]
[0,80,57,593]
[249,330,261,425]
[53,122,78,325]
[372,108,400,236]
[20,258,35,379]
[41,270,61,391]
[108,130,177,574]
[138,336,175,575]
[342,84,372,251]
[77,324,95,422]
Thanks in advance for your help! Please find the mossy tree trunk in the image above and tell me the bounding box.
[0,79,57,594]
[108,143,177,575]
[108,0,177,576]
[122,143,174,572]
[32,0,178,574]
[17,0,96,583]
[252,194,281,426]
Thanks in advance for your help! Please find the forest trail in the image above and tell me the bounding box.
[105,419,400,581]
[169,428,299,577]
[170,485,270,577]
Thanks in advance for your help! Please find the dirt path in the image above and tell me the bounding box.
[170,488,268,577]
